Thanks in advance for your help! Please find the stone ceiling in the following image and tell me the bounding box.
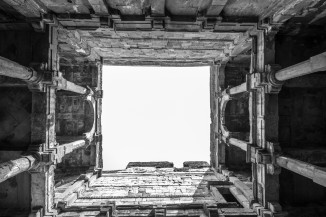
[1,0,326,66]
[58,28,250,66]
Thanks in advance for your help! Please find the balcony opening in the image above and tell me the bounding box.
[102,66,210,170]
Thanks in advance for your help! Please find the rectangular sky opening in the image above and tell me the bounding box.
[102,66,210,170]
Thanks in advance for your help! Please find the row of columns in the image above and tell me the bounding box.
[0,25,102,217]
[0,55,96,184]
[214,31,326,216]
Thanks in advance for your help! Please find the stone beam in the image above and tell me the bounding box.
[2,0,47,18]
[87,0,109,15]
[56,140,86,164]
[54,72,87,94]
[228,82,247,95]
[0,155,37,183]
[230,37,252,57]
[56,173,94,210]
[273,51,326,82]
[228,138,248,152]
[276,156,326,188]
[228,175,254,205]
[104,59,213,67]
[263,0,320,24]
[210,186,227,203]
[229,186,250,209]
[206,0,229,17]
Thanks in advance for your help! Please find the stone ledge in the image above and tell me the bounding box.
[126,161,174,169]
[183,161,210,168]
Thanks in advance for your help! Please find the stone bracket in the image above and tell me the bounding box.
[26,13,61,32]
[27,70,57,92]
[265,64,284,94]
[266,142,282,175]
[94,134,103,143]
[250,143,282,175]
[246,64,284,94]
[256,150,272,164]
[246,72,265,90]
[95,89,103,99]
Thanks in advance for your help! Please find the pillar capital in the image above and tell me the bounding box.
[265,64,284,94]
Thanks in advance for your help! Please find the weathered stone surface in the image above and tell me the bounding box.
[56,166,233,208]
[183,161,210,168]
[1,1,326,217]
[127,162,174,168]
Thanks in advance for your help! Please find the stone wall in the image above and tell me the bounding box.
[279,86,326,148]
[54,62,100,175]
[0,87,32,150]
[224,63,250,171]
[56,63,98,138]
[55,163,257,216]
[71,167,218,206]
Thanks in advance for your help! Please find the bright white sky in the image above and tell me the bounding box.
[102,66,210,170]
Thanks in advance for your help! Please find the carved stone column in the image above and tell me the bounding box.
[274,51,326,81]
[0,56,87,94]
[0,155,38,183]
[0,56,41,83]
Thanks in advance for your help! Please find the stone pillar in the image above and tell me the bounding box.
[210,64,218,168]
[29,25,58,217]
[0,56,87,95]
[0,56,41,83]
[212,64,226,171]
[0,140,87,184]
[274,51,326,81]
[0,155,37,183]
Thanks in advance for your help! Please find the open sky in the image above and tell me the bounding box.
[102,66,210,170]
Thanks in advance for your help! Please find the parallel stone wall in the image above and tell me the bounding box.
[55,163,258,216]
[279,87,326,148]
[224,63,250,171]
[73,167,219,206]
[56,63,98,137]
